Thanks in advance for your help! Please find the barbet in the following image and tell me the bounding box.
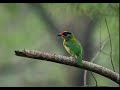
[58,31,83,66]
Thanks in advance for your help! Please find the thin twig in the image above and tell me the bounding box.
[84,19,117,86]
[91,39,109,63]
[100,21,102,48]
[14,49,120,84]
[84,70,88,86]
[87,23,102,87]
[100,51,110,56]
[99,22,110,55]
[90,71,98,86]
[105,18,115,72]
[84,38,109,86]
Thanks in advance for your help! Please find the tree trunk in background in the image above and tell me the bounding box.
[28,3,97,86]
[28,3,65,52]
[69,16,97,86]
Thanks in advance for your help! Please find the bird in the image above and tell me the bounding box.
[58,31,83,66]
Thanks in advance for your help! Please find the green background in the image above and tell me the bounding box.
[0,3,119,87]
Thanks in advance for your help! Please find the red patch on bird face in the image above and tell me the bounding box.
[61,32,65,35]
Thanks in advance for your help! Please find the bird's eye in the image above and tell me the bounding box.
[62,31,72,36]
[67,32,71,34]
[65,32,71,35]
[66,33,71,38]
[63,32,67,36]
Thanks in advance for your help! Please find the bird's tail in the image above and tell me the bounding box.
[77,54,82,66]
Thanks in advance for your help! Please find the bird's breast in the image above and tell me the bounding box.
[63,41,70,50]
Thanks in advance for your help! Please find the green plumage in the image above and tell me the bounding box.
[63,35,83,65]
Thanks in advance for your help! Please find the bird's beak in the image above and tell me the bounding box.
[57,33,62,36]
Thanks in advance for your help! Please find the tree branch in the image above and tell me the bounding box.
[14,49,119,84]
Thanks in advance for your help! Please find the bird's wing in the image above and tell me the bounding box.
[67,40,82,55]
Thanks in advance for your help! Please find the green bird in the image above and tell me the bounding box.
[58,31,83,66]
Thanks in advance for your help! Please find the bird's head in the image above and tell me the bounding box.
[57,31,73,40]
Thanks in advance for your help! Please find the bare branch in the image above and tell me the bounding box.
[14,49,119,84]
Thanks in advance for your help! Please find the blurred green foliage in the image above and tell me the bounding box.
[0,3,119,87]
